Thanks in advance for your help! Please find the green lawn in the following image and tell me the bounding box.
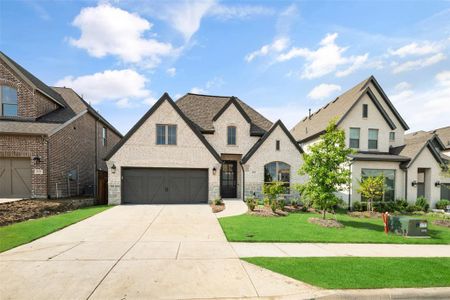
[0,205,111,252]
[219,212,450,244]
[243,257,450,289]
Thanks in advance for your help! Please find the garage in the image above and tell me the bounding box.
[0,158,32,198]
[121,168,208,204]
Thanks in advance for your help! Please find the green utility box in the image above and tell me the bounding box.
[388,216,429,237]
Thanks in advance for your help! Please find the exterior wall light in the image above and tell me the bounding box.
[111,164,117,174]
[411,180,417,187]
[212,167,217,175]
[32,156,41,163]
[435,181,441,187]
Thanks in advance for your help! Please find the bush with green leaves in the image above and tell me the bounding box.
[277,198,286,211]
[263,197,270,207]
[395,199,409,212]
[270,199,278,213]
[263,181,286,201]
[357,175,385,212]
[246,196,257,211]
[415,197,429,212]
[436,199,450,210]
[406,204,421,213]
[213,197,223,206]
[352,201,362,212]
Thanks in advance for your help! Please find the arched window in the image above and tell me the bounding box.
[1,85,18,116]
[264,161,290,189]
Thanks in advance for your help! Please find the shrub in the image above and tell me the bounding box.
[277,198,286,211]
[263,197,270,207]
[270,199,278,213]
[436,199,450,210]
[290,198,299,208]
[246,197,257,211]
[213,197,223,206]
[395,199,409,212]
[352,201,362,212]
[406,204,420,213]
[415,197,429,212]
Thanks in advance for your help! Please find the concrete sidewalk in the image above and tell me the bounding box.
[231,242,450,257]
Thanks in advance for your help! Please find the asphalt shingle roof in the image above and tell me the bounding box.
[176,93,273,135]
[291,77,371,142]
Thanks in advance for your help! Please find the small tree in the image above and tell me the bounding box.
[298,120,353,219]
[357,175,385,212]
[262,181,285,201]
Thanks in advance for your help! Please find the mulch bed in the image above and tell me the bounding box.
[248,206,288,217]
[432,219,450,228]
[210,204,225,213]
[348,211,382,219]
[308,217,344,228]
[0,199,92,226]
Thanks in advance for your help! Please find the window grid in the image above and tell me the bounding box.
[362,104,368,118]
[389,132,395,141]
[156,124,177,145]
[1,86,18,117]
[102,127,107,147]
[349,127,360,149]
[368,129,379,150]
[227,126,236,145]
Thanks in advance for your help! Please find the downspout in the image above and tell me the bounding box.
[348,160,353,210]
[94,118,98,200]
[404,168,408,201]
[239,161,245,202]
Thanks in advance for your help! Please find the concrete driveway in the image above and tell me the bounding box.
[0,205,324,300]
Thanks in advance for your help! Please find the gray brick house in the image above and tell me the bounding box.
[0,51,122,200]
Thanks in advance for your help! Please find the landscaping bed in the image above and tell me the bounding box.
[243,257,450,289]
[0,198,95,226]
[308,217,343,228]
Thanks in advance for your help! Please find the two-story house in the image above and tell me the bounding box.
[105,93,304,204]
[291,76,449,208]
[0,51,122,201]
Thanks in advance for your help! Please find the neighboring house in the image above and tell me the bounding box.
[0,52,122,200]
[291,76,449,208]
[105,93,303,204]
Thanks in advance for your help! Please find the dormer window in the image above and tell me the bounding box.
[227,126,236,145]
[0,85,18,117]
[362,104,368,118]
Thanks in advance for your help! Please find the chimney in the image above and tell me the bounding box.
[308,108,311,119]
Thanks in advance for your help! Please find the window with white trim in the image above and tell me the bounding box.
[156,124,177,145]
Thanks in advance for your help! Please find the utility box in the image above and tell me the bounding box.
[388,216,428,237]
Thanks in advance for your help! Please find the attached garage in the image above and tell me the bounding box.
[0,158,32,198]
[121,168,208,204]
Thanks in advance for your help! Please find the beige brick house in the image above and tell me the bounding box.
[0,51,122,200]
[291,76,450,208]
[106,93,303,204]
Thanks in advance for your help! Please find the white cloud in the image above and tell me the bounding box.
[277,33,369,79]
[245,37,290,62]
[69,4,175,67]
[55,69,150,106]
[390,71,450,131]
[116,98,138,108]
[388,41,443,57]
[208,3,275,20]
[166,67,177,77]
[394,81,412,91]
[190,87,207,94]
[142,96,157,106]
[157,0,215,41]
[392,53,446,73]
[256,103,309,130]
[307,83,342,100]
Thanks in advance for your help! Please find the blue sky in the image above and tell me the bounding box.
[1,0,449,134]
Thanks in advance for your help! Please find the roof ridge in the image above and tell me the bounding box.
[186,92,231,98]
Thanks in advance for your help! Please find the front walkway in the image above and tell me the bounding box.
[0,205,329,299]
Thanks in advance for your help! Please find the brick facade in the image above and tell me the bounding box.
[0,60,58,119]
[0,135,48,198]
[1,55,122,199]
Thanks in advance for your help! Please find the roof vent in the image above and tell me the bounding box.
[308,108,311,119]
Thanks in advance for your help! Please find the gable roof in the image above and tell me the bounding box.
[0,51,66,107]
[176,93,273,136]
[430,126,450,150]
[392,133,446,168]
[291,76,409,143]
[241,120,303,164]
[105,93,221,162]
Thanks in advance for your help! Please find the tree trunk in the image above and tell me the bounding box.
[322,209,326,220]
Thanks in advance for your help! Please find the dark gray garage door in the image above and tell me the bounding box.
[0,158,32,198]
[122,168,208,204]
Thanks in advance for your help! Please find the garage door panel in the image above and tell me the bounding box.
[122,168,208,204]
[0,158,31,198]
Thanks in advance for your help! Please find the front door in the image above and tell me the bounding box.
[221,161,237,198]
